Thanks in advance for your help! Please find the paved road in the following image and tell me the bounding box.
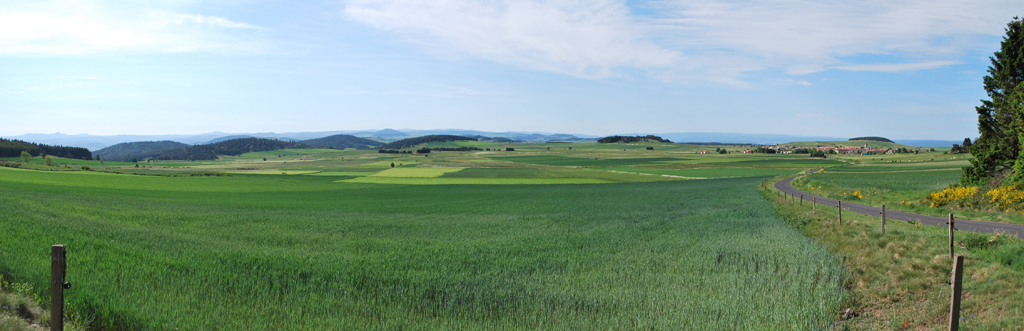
[773,177,1024,238]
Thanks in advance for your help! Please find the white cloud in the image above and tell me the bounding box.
[833,61,963,73]
[173,14,265,30]
[0,1,267,56]
[344,0,680,79]
[345,0,1022,83]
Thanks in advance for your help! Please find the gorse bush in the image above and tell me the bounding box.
[984,184,1024,211]
[924,186,979,208]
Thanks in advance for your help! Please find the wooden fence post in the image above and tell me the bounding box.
[51,245,66,331]
[838,201,842,225]
[949,214,955,259]
[949,254,964,331]
[812,197,816,214]
[800,195,803,206]
[881,205,886,235]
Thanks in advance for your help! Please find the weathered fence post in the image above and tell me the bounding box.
[800,195,803,206]
[949,254,964,331]
[51,245,66,331]
[881,205,886,235]
[949,214,955,259]
[812,197,816,214]
[838,201,842,225]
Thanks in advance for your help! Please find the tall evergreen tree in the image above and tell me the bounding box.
[963,17,1024,184]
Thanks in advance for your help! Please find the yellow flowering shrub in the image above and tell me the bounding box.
[984,184,1024,211]
[925,186,979,208]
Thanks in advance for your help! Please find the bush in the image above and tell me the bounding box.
[505,148,515,151]
[984,184,1024,211]
[924,186,979,208]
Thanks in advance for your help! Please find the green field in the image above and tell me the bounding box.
[806,169,963,191]
[0,166,846,330]
[603,166,800,179]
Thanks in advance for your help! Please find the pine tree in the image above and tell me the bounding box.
[963,17,1024,184]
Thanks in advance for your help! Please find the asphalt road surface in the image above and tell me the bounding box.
[773,177,1024,239]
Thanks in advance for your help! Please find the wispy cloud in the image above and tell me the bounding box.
[173,14,266,30]
[344,0,679,79]
[0,1,268,56]
[345,0,1021,84]
[833,61,962,73]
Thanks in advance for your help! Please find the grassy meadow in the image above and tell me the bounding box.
[0,141,865,329]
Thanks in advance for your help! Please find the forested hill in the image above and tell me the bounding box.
[302,134,381,150]
[848,136,894,143]
[379,135,478,149]
[94,141,189,162]
[0,138,93,160]
[597,135,672,143]
[153,138,305,161]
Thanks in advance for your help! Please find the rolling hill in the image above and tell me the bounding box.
[301,134,381,150]
[93,141,190,162]
[379,135,478,150]
[153,138,305,161]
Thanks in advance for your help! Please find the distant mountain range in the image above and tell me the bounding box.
[2,130,963,151]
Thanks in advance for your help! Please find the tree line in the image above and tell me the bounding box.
[597,135,672,143]
[0,138,93,160]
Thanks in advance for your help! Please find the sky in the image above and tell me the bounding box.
[1,0,1022,139]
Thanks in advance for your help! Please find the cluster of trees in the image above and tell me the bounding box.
[428,147,482,152]
[302,134,381,150]
[950,138,973,154]
[0,138,92,160]
[597,135,672,143]
[848,136,894,143]
[378,150,413,154]
[751,146,776,154]
[962,18,1024,184]
[153,138,304,161]
[417,147,432,154]
[379,135,477,149]
[714,147,727,154]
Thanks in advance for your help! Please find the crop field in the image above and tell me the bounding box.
[806,169,962,191]
[602,166,799,178]
[441,168,543,178]
[0,165,847,330]
[490,155,687,167]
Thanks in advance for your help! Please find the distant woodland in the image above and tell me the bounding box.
[379,135,478,149]
[302,134,381,150]
[153,138,305,161]
[597,135,672,143]
[93,141,190,162]
[848,137,894,143]
[0,138,93,160]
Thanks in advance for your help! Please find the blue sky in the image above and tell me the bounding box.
[2,0,1021,139]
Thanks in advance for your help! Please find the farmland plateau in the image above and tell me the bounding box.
[0,140,996,329]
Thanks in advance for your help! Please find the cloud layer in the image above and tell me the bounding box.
[0,1,266,55]
[345,0,1023,83]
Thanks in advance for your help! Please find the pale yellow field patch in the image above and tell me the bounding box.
[306,171,375,177]
[227,170,320,175]
[355,160,422,168]
[338,177,609,185]
[370,167,464,177]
